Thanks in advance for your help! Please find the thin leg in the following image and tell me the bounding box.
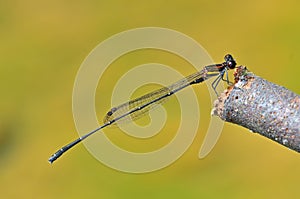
[211,74,223,96]
[221,69,233,85]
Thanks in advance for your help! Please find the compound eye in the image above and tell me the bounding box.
[224,54,232,61]
[228,61,236,69]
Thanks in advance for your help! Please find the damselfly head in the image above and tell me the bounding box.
[224,54,236,69]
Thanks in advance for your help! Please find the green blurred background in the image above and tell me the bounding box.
[1,0,300,198]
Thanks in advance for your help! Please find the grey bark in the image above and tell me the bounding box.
[212,66,300,153]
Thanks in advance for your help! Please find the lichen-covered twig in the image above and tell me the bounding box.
[212,66,300,153]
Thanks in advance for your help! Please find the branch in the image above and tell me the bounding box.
[212,66,300,153]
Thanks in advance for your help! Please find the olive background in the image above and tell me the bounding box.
[1,1,300,198]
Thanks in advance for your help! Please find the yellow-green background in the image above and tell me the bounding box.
[1,0,300,198]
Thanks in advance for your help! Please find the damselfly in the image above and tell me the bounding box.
[48,54,237,163]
